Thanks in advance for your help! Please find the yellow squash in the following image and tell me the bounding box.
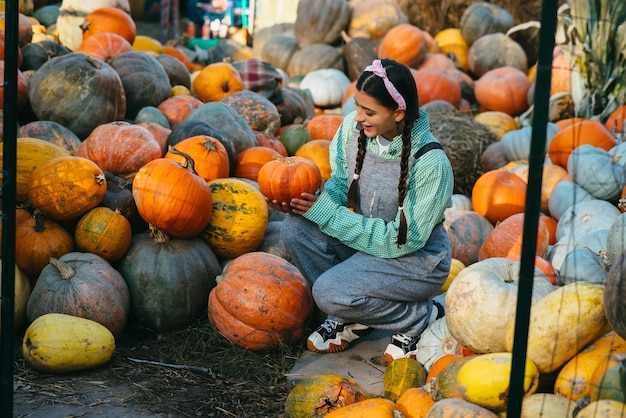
[504,281,607,374]
[456,352,539,412]
[22,313,115,373]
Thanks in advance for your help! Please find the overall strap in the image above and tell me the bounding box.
[413,142,443,159]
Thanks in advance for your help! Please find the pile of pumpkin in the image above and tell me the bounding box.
[1,0,626,416]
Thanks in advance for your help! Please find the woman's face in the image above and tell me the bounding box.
[353,90,404,141]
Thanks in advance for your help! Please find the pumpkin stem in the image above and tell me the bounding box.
[49,257,76,280]
[202,138,219,153]
[610,153,622,164]
[167,145,200,175]
[32,209,46,233]
[272,154,294,164]
[221,80,230,93]
[149,224,171,243]
[598,249,612,271]
[340,30,352,44]
[95,173,106,185]
[83,54,103,70]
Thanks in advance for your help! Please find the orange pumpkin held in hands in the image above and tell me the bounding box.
[257,155,322,203]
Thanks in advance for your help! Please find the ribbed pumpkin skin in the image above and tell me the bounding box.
[15,211,74,282]
[118,229,221,333]
[78,121,162,178]
[257,156,322,203]
[109,51,171,119]
[77,32,133,62]
[383,358,427,402]
[396,386,436,418]
[74,207,132,262]
[0,137,71,202]
[26,252,130,338]
[164,135,230,182]
[22,313,115,374]
[425,398,499,418]
[284,374,370,417]
[28,156,107,221]
[207,252,313,352]
[294,0,352,48]
[28,52,126,140]
[132,157,213,239]
[201,178,268,259]
[80,6,137,45]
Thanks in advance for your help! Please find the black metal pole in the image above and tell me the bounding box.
[1,0,20,414]
[506,0,558,416]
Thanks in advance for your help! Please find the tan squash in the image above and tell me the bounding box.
[22,313,115,373]
[521,393,576,418]
[504,281,608,374]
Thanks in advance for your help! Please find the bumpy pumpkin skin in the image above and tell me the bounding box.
[207,252,313,352]
[118,229,222,333]
[22,313,115,374]
[26,252,130,338]
[202,178,268,259]
[284,374,370,417]
[27,156,108,221]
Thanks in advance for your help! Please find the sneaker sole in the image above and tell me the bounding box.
[306,327,374,354]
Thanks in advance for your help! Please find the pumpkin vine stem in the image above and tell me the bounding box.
[273,155,295,164]
[167,145,200,176]
[32,209,46,233]
[149,224,171,243]
[49,257,76,280]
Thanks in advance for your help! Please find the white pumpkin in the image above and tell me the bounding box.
[445,257,555,354]
[555,198,621,241]
[548,179,595,221]
[415,317,464,371]
[299,68,351,108]
[567,144,626,201]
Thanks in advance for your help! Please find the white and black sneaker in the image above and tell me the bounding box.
[307,319,372,353]
[383,300,445,362]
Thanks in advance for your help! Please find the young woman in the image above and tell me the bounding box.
[268,58,454,361]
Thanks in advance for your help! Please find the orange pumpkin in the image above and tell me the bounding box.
[377,23,429,68]
[478,212,550,260]
[77,32,133,62]
[474,66,531,116]
[157,95,204,129]
[77,121,162,179]
[234,146,279,182]
[295,139,332,181]
[412,68,461,106]
[547,119,617,168]
[396,386,435,418]
[27,156,108,221]
[74,207,132,263]
[162,45,193,71]
[418,53,457,71]
[605,104,626,134]
[80,6,137,46]
[471,169,527,224]
[427,354,463,386]
[132,156,213,239]
[136,121,171,155]
[192,62,244,102]
[257,155,322,203]
[325,398,398,417]
[207,251,314,351]
[164,136,230,182]
[15,210,74,283]
[550,45,574,96]
[306,113,343,140]
[254,131,288,156]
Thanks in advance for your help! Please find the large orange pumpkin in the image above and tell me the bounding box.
[80,6,137,46]
[412,68,461,106]
[192,62,244,102]
[377,23,429,68]
[478,212,550,260]
[207,251,314,351]
[132,156,213,239]
[471,169,527,224]
[257,155,322,204]
[306,113,343,140]
[474,66,531,116]
[547,119,617,168]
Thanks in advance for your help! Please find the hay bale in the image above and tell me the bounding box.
[428,109,498,196]
[388,0,549,35]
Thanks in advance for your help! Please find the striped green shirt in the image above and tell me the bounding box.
[303,110,454,258]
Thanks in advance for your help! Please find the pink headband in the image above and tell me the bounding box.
[364,60,406,110]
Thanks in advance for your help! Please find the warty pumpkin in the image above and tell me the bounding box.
[27,252,130,338]
[131,155,213,239]
[207,251,314,351]
[284,374,370,417]
[220,90,281,137]
[467,32,528,78]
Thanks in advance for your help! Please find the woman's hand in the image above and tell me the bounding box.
[266,180,324,215]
